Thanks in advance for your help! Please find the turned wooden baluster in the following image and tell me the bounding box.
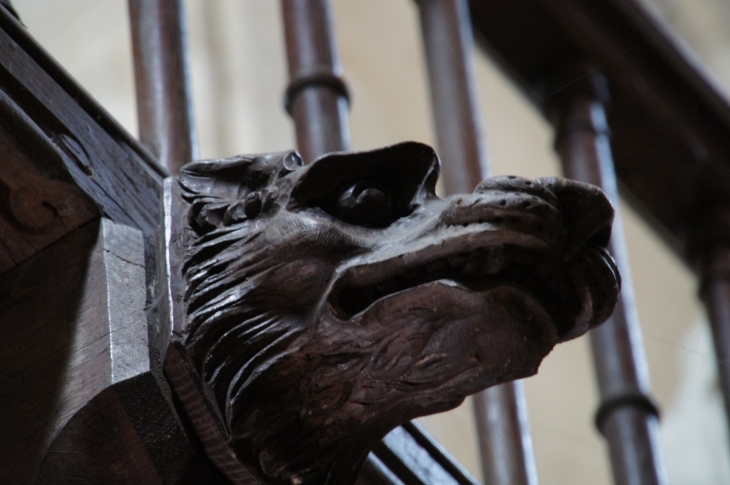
[281,2,484,484]
[548,67,667,485]
[281,0,350,162]
[415,0,486,194]
[129,0,198,174]
[415,1,539,485]
[698,211,730,436]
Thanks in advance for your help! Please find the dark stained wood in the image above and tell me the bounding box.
[281,0,350,162]
[373,423,482,485]
[0,0,18,20]
[416,0,488,195]
[0,220,150,482]
[160,143,620,484]
[0,6,165,274]
[0,218,230,484]
[698,211,730,434]
[38,372,231,484]
[358,455,404,485]
[0,6,162,181]
[0,6,234,483]
[468,0,730,268]
[549,68,666,485]
[415,2,537,484]
[0,1,660,484]
[400,422,482,485]
[279,4,480,483]
[129,0,198,174]
[473,385,537,485]
[0,91,98,273]
[469,1,730,478]
[38,385,164,484]
[0,221,100,484]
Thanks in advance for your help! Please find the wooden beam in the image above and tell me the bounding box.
[0,7,165,274]
[374,423,481,485]
[0,91,98,273]
[0,219,230,484]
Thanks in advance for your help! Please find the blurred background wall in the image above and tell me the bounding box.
[14,1,730,483]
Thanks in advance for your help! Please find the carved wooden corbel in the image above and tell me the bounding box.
[158,141,621,485]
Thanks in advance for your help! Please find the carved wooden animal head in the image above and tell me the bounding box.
[162,142,620,485]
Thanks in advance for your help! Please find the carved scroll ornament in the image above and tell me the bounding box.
[159,141,620,485]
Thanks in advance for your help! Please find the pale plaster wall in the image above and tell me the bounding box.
[14,0,728,483]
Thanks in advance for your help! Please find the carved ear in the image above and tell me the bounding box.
[178,151,303,233]
[179,151,303,200]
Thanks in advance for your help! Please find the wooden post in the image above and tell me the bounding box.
[281,3,484,484]
[549,67,667,485]
[416,1,539,484]
[473,384,538,485]
[129,0,198,174]
[415,0,487,194]
[698,211,730,433]
[281,0,350,162]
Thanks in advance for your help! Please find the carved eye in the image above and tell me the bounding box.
[327,180,395,227]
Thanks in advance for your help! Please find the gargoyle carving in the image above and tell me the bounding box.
[159,141,620,485]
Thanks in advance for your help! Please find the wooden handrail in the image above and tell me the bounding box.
[469,1,730,477]
[468,0,730,267]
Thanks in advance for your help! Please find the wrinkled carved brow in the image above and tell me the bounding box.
[180,151,303,202]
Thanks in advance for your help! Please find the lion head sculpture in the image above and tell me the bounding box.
[159,141,620,485]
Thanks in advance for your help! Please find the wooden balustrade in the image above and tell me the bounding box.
[2,0,725,483]
[548,66,666,485]
[415,1,539,484]
[699,212,730,433]
[281,0,350,162]
[128,0,197,174]
[280,1,480,483]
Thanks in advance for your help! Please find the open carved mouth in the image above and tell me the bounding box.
[328,244,616,339]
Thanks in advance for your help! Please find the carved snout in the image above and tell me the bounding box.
[443,175,615,259]
[535,177,614,258]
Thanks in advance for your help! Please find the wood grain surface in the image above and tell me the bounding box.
[0,7,164,275]
[162,143,620,484]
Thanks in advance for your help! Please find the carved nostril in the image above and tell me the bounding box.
[536,177,615,258]
[589,226,612,248]
[475,175,560,208]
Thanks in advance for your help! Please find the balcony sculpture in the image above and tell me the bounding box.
[159,141,620,485]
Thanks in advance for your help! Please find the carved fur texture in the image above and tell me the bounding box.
[172,142,620,485]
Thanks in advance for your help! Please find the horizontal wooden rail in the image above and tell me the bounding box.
[468,0,730,268]
[0,6,164,275]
